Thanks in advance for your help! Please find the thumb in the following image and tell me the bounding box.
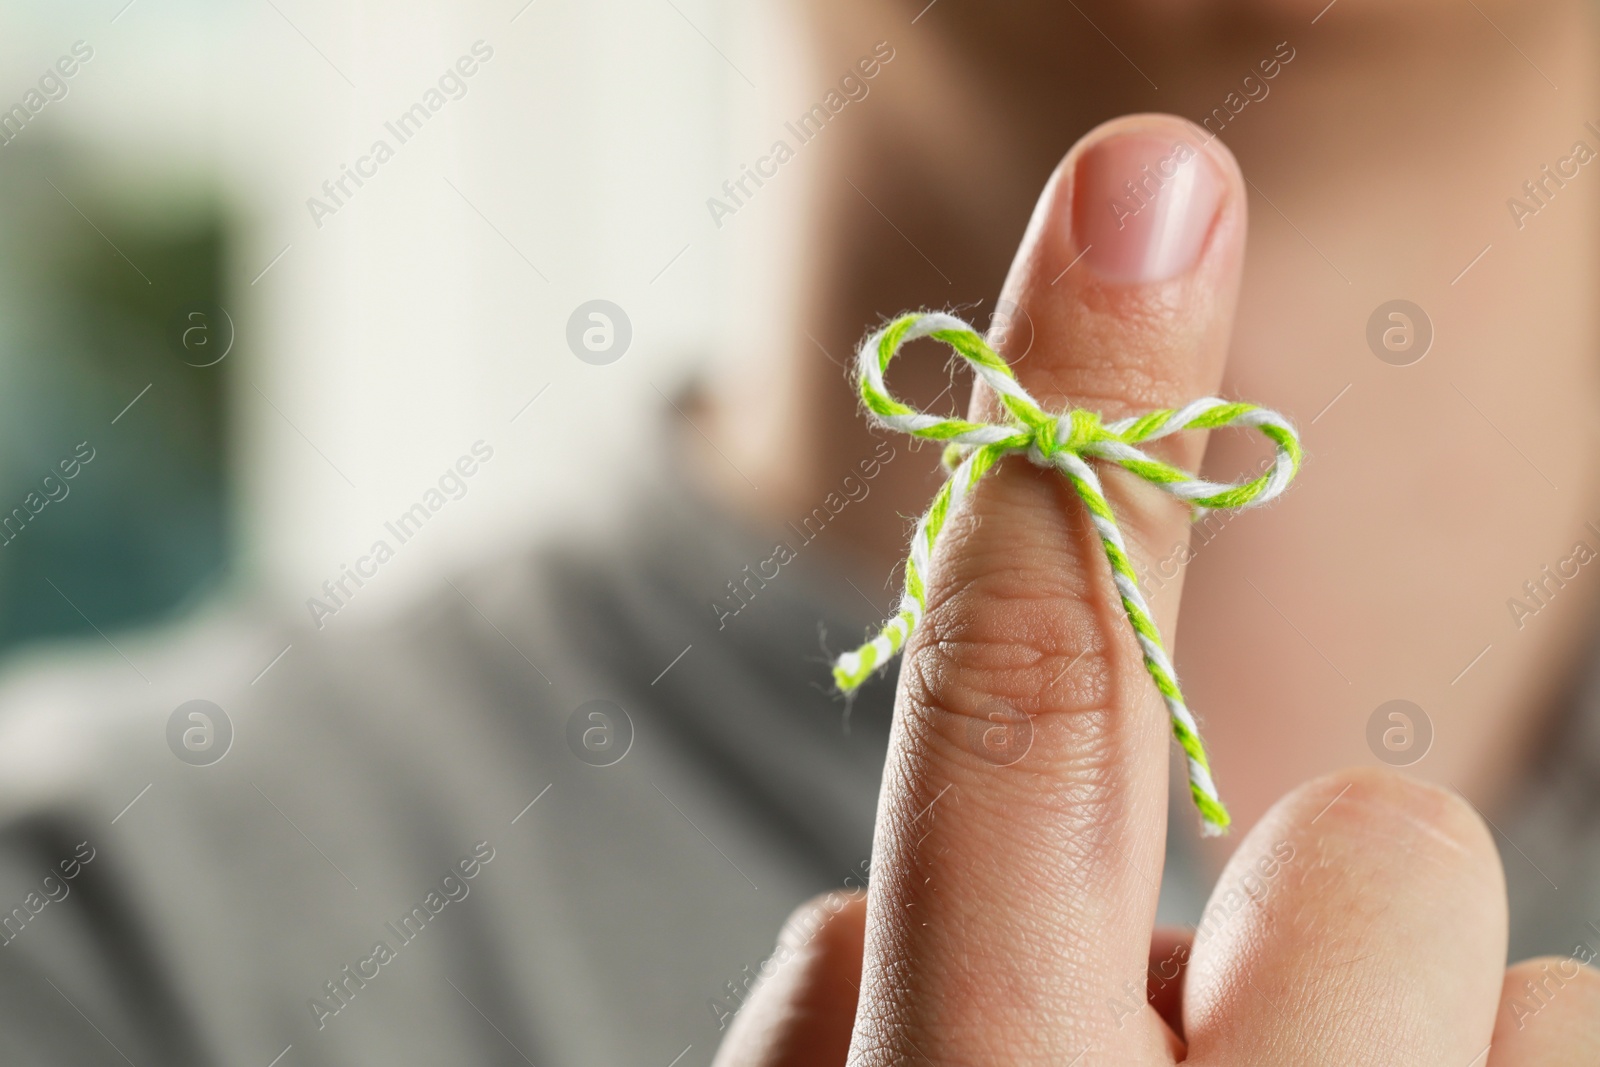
[846,115,1269,1064]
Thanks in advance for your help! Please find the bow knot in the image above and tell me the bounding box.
[833,311,1304,836]
[1033,408,1107,462]
[947,407,1108,471]
[1062,408,1109,453]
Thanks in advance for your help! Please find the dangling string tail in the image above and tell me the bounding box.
[830,311,1303,835]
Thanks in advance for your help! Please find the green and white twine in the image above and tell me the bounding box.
[832,311,1303,835]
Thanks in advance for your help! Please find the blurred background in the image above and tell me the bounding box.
[0,0,797,654]
[3,1,1600,1062]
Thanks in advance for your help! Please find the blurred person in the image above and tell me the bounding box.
[0,1,1598,1065]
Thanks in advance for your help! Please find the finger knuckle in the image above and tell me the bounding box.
[892,467,1176,784]
[898,566,1144,784]
[906,568,1113,715]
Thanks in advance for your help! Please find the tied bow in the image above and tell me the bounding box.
[832,311,1303,834]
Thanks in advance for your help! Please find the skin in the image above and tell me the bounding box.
[713,114,1600,1065]
[695,1,1600,1060]
[699,0,1600,830]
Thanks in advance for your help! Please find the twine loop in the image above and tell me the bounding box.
[831,311,1304,835]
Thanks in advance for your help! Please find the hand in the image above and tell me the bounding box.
[712,114,1600,1066]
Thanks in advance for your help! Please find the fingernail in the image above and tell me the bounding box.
[1071,129,1225,283]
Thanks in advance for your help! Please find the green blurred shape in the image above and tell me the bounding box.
[0,141,230,653]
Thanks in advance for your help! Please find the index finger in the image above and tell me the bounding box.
[849,116,1251,1065]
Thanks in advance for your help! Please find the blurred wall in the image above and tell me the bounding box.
[0,0,814,641]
